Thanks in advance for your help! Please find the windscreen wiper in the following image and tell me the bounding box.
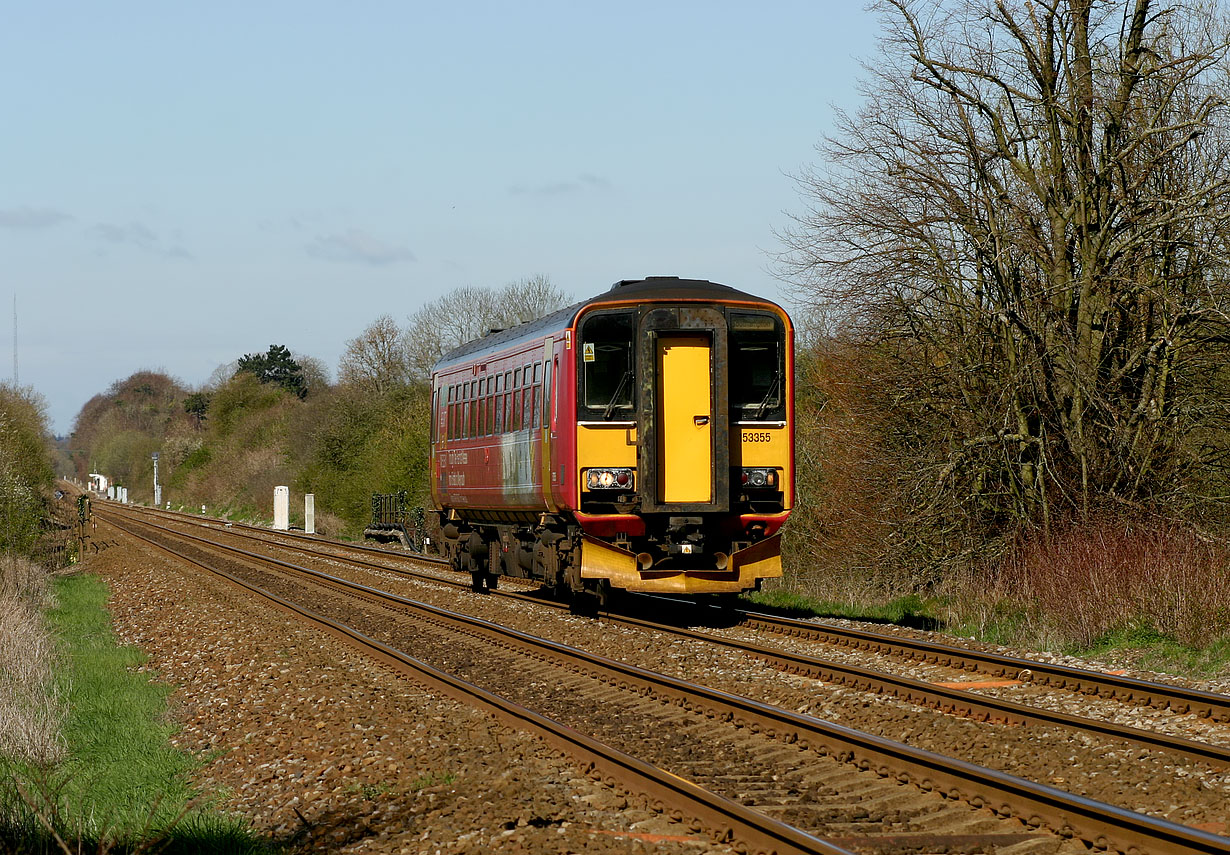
[752,374,781,421]
[602,369,634,420]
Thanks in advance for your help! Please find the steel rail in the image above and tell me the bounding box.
[114,504,1230,722]
[99,508,1230,855]
[721,606,1230,722]
[108,509,1230,767]
[103,512,849,855]
[108,503,1230,768]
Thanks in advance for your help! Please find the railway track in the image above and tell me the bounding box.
[111,504,1230,767]
[99,504,1230,854]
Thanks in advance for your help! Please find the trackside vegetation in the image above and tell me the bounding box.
[0,382,268,852]
[0,572,270,854]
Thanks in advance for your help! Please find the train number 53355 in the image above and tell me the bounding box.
[742,431,773,443]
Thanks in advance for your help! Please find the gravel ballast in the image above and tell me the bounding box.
[84,532,737,854]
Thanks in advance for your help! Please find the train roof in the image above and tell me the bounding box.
[432,277,785,374]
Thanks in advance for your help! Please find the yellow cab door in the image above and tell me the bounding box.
[657,335,712,503]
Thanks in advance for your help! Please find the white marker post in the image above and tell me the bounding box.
[304,494,315,535]
[273,486,289,530]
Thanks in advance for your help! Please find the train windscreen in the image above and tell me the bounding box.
[730,311,785,421]
[579,310,635,419]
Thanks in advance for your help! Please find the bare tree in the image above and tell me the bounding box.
[404,275,572,378]
[338,314,410,395]
[779,0,1230,543]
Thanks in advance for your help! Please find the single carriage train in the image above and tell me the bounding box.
[429,276,794,602]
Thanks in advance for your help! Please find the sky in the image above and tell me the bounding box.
[2,1,881,434]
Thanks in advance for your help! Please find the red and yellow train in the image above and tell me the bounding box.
[429,276,793,602]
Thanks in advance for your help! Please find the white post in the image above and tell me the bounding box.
[120,487,128,504]
[304,493,315,534]
[273,486,289,530]
[151,452,160,507]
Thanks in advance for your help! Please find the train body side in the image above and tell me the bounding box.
[429,277,794,600]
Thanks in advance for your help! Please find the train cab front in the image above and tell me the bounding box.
[570,280,793,596]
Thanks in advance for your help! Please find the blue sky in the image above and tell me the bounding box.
[2,1,880,433]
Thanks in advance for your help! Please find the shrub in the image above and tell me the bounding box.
[999,516,1230,648]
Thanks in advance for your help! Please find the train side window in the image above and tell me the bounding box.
[729,311,786,421]
[533,363,540,384]
[510,390,519,431]
[478,389,487,435]
[452,384,461,439]
[532,386,540,428]
[495,392,504,433]
[514,367,522,388]
[579,311,635,418]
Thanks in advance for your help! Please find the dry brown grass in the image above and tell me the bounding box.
[994,517,1230,648]
[0,555,65,766]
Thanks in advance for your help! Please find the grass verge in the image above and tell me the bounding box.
[0,571,273,854]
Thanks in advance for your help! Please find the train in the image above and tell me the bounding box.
[429,276,794,603]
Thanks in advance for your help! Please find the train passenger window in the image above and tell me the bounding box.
[579,311,635,418]
[495,394,504,433]
[511,391,520,431]
[532,386,540,428]
[729,312,786,421]
[478,392,487,435]
[533,363,540,384]
[514,368,522,388]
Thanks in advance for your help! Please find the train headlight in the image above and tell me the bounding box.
[740,468,778,490]
[585,467,634,490]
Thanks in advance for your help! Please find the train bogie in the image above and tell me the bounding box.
[430,277,793,600]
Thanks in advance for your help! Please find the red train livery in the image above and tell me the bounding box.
[429,276,794,602]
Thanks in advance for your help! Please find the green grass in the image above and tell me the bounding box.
[1078,622,1230,678]
[0,572,275,854]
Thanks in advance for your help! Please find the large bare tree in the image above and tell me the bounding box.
[780,0,1230,541]
[404,275,572,378]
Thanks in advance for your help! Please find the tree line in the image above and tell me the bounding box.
[67,276,572,534]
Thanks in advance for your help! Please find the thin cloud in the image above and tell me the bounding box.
[91,221,193,259]
[306,229,415,266]
[0,206,72,230]
[509,173,612,197]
